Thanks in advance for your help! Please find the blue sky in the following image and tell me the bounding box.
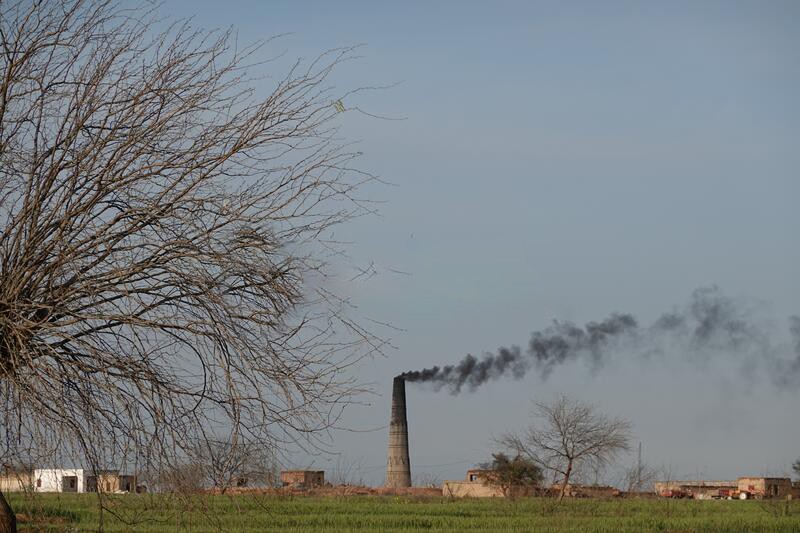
[170,1,799,485]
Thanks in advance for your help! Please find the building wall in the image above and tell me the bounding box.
[655,480,736,498]
[688,486,733,500]
[737,477,792,498]
[280,470,324,488]
[280,471,304,485]
[465,470,492,483]
[444,468,542,498]
[0,472,33,492]
[84,472,137,493]
[34,469,88,493]
[100,473,118,492]
[306,471,324,487]
[656,478,794,499]
[105,474,122,492]
[442,480,505,498]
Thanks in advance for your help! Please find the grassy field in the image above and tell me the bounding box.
[7,493,800,532]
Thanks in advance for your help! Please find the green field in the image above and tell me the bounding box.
[7,493,800,532]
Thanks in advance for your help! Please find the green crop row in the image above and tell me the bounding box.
[7,493,800,532]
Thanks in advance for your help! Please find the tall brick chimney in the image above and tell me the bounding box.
[385,376,411,487]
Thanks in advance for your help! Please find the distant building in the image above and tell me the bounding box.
[654,480,737,499]
[0,466,33,492]
[655,477,798,499]
[551,483,620,498]
[280,470,324,488]
[442,469,538,498]
[465,469,492,482]
[443,471,503,498]
[31,469,136,493]
[737,477,794,499]
[89,471,137,493]
[34,469,89,493]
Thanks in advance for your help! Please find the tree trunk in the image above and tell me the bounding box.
[558,461,573,503]
[0,489,16,533]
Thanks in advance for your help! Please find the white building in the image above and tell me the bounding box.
[32,469,138,493]
[33,469,90,493]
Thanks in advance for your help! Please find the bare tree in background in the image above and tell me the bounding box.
[138,439,277,494]
[500,395,631,502]
[193,440,278,493]
[0,1,385,529]
[329,454,365,487]
[623,461,659,495]
[144,461,206,495]
[620,443,658,495]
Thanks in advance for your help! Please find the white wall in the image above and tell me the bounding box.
[33,469,88,493]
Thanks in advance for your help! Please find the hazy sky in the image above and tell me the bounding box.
[170,1,799,485]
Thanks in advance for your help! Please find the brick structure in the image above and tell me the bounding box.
[737,477,793,499]
[465,469,492,482]
[655,477,796,499]
[385,376,411,487]
[442,468,537,498]
[87,472,136,493]
[655,480,737,499]
[443,479,505,498]
[0,466,33,492]
[280,470,324,488]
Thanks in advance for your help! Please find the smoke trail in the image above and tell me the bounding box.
[775,315,800,387]
[791,316,800,358]
[529,313,637,379]
[401,347,527,394]
[401,287,798,394]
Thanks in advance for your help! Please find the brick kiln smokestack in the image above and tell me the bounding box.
[385,376,411,487]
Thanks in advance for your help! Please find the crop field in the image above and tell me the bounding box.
[7,493,800,532]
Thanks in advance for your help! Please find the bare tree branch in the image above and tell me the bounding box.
[499,395,631,502]
[0,1,385,527]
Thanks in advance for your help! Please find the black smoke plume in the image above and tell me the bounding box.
[401,287,799,394]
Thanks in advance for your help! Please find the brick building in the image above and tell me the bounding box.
[280,470,324,488]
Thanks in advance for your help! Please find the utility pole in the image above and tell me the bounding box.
[636,442,642,490]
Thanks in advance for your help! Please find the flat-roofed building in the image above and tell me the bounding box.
[0,466,33,492]
[280,470,324,488]
[654,480,737,499]
[737,477,793,499]
[442,469,538,498]
[31,469,136,493]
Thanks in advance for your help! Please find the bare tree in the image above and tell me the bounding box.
[143,461,205,495]
[623,462,659,494]
[193,440,278,493]
[0,1,385,529]
[329,454,365,487]
[138,439,276,494]
[500,395,631,502]
[621,442,658,495]
[412,472,442,490]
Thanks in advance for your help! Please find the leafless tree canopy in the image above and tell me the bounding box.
[500,395,631,501]
[623,458,659,494]
[0,0,382,483]
[141,439,278,494]
[193,439,278,493]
